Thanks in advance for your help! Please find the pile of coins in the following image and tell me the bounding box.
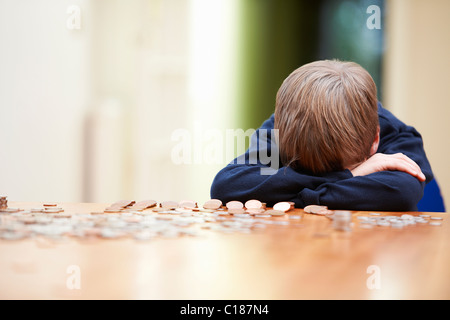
[356,213,443,229]
[0,198,303,242]
[0,196,444,241]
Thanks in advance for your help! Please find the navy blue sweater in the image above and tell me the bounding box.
[210,103,434,211]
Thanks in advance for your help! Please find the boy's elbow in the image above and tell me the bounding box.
[210,175,224,201]
[385,179,424,211]
[209,167,239,202]
[210,165,264,203]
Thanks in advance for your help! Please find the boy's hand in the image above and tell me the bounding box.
[350,153,426,182]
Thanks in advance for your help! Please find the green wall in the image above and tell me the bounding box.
[236,0,322,131]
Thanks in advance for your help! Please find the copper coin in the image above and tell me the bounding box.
[203,199,223,210]
[226,201,244,209]
[227,207,246,215]
[303,205,329,215]
[160,201,179,209]
[265,209,285,216]
[245,199,263,209]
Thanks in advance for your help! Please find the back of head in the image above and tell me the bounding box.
[274,60,379,173]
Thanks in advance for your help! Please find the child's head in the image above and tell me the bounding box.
[274,60,379,173]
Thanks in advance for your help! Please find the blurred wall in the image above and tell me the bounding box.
[0,0,91,202]
[0,0,239,205]
[383,0,450,208]
[237,0,321,131]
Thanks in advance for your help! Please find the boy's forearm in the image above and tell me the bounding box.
[211,163,428,211]
[209,164,351,207]
[299,171,426,211]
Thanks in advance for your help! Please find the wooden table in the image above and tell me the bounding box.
[0,201,448,300]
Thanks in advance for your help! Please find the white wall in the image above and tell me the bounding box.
[0,0,239,205]
[0,0,90,202]
[384,0,450,209]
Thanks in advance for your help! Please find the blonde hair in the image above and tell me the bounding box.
[274,60,379,173]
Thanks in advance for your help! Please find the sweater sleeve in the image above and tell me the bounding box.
[210,103,434,211]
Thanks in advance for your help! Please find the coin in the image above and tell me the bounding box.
[43,203,58,207]
[227,208,246,215]
[129,200,157,210]
[245,199,263,209]
[203,199,222,210]
[226,201,244,210]
[44,208,64,213]
[265,209,285,216]
[105,200,135,211]
[179,200,197,209]
[160,201,179,209]
[246,208,266,215]
[303,204,328,215]
[254,214,271,218]
[273,202,293,212]
[104,209,122,213]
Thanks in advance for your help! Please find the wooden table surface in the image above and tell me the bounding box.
[0,201,448,300]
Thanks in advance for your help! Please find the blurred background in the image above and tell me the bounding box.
[0,0,448,209]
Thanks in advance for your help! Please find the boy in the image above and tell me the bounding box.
[210,60,433,211]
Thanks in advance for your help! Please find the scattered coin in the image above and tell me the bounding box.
[377,220,390,227]
[303,204,328,215]
[129,200,157,211]
[245,208,266,215]
[0,196,8,210]
[265,209,285,216]
[332,211,352,231]
[227,208,246,215]
[203,199,222,210]
[245,199,263,209]
[160,201,179,209]
[273,202,293,212]
[254,214,271,218]
[104,200,136,212]
[178,200,197,209]
[0,208,22,213]
[104,209,122,213]
[226,201,244,210]
[43,203,58,207]
[0,196,444,243]
[44,207,64,213]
